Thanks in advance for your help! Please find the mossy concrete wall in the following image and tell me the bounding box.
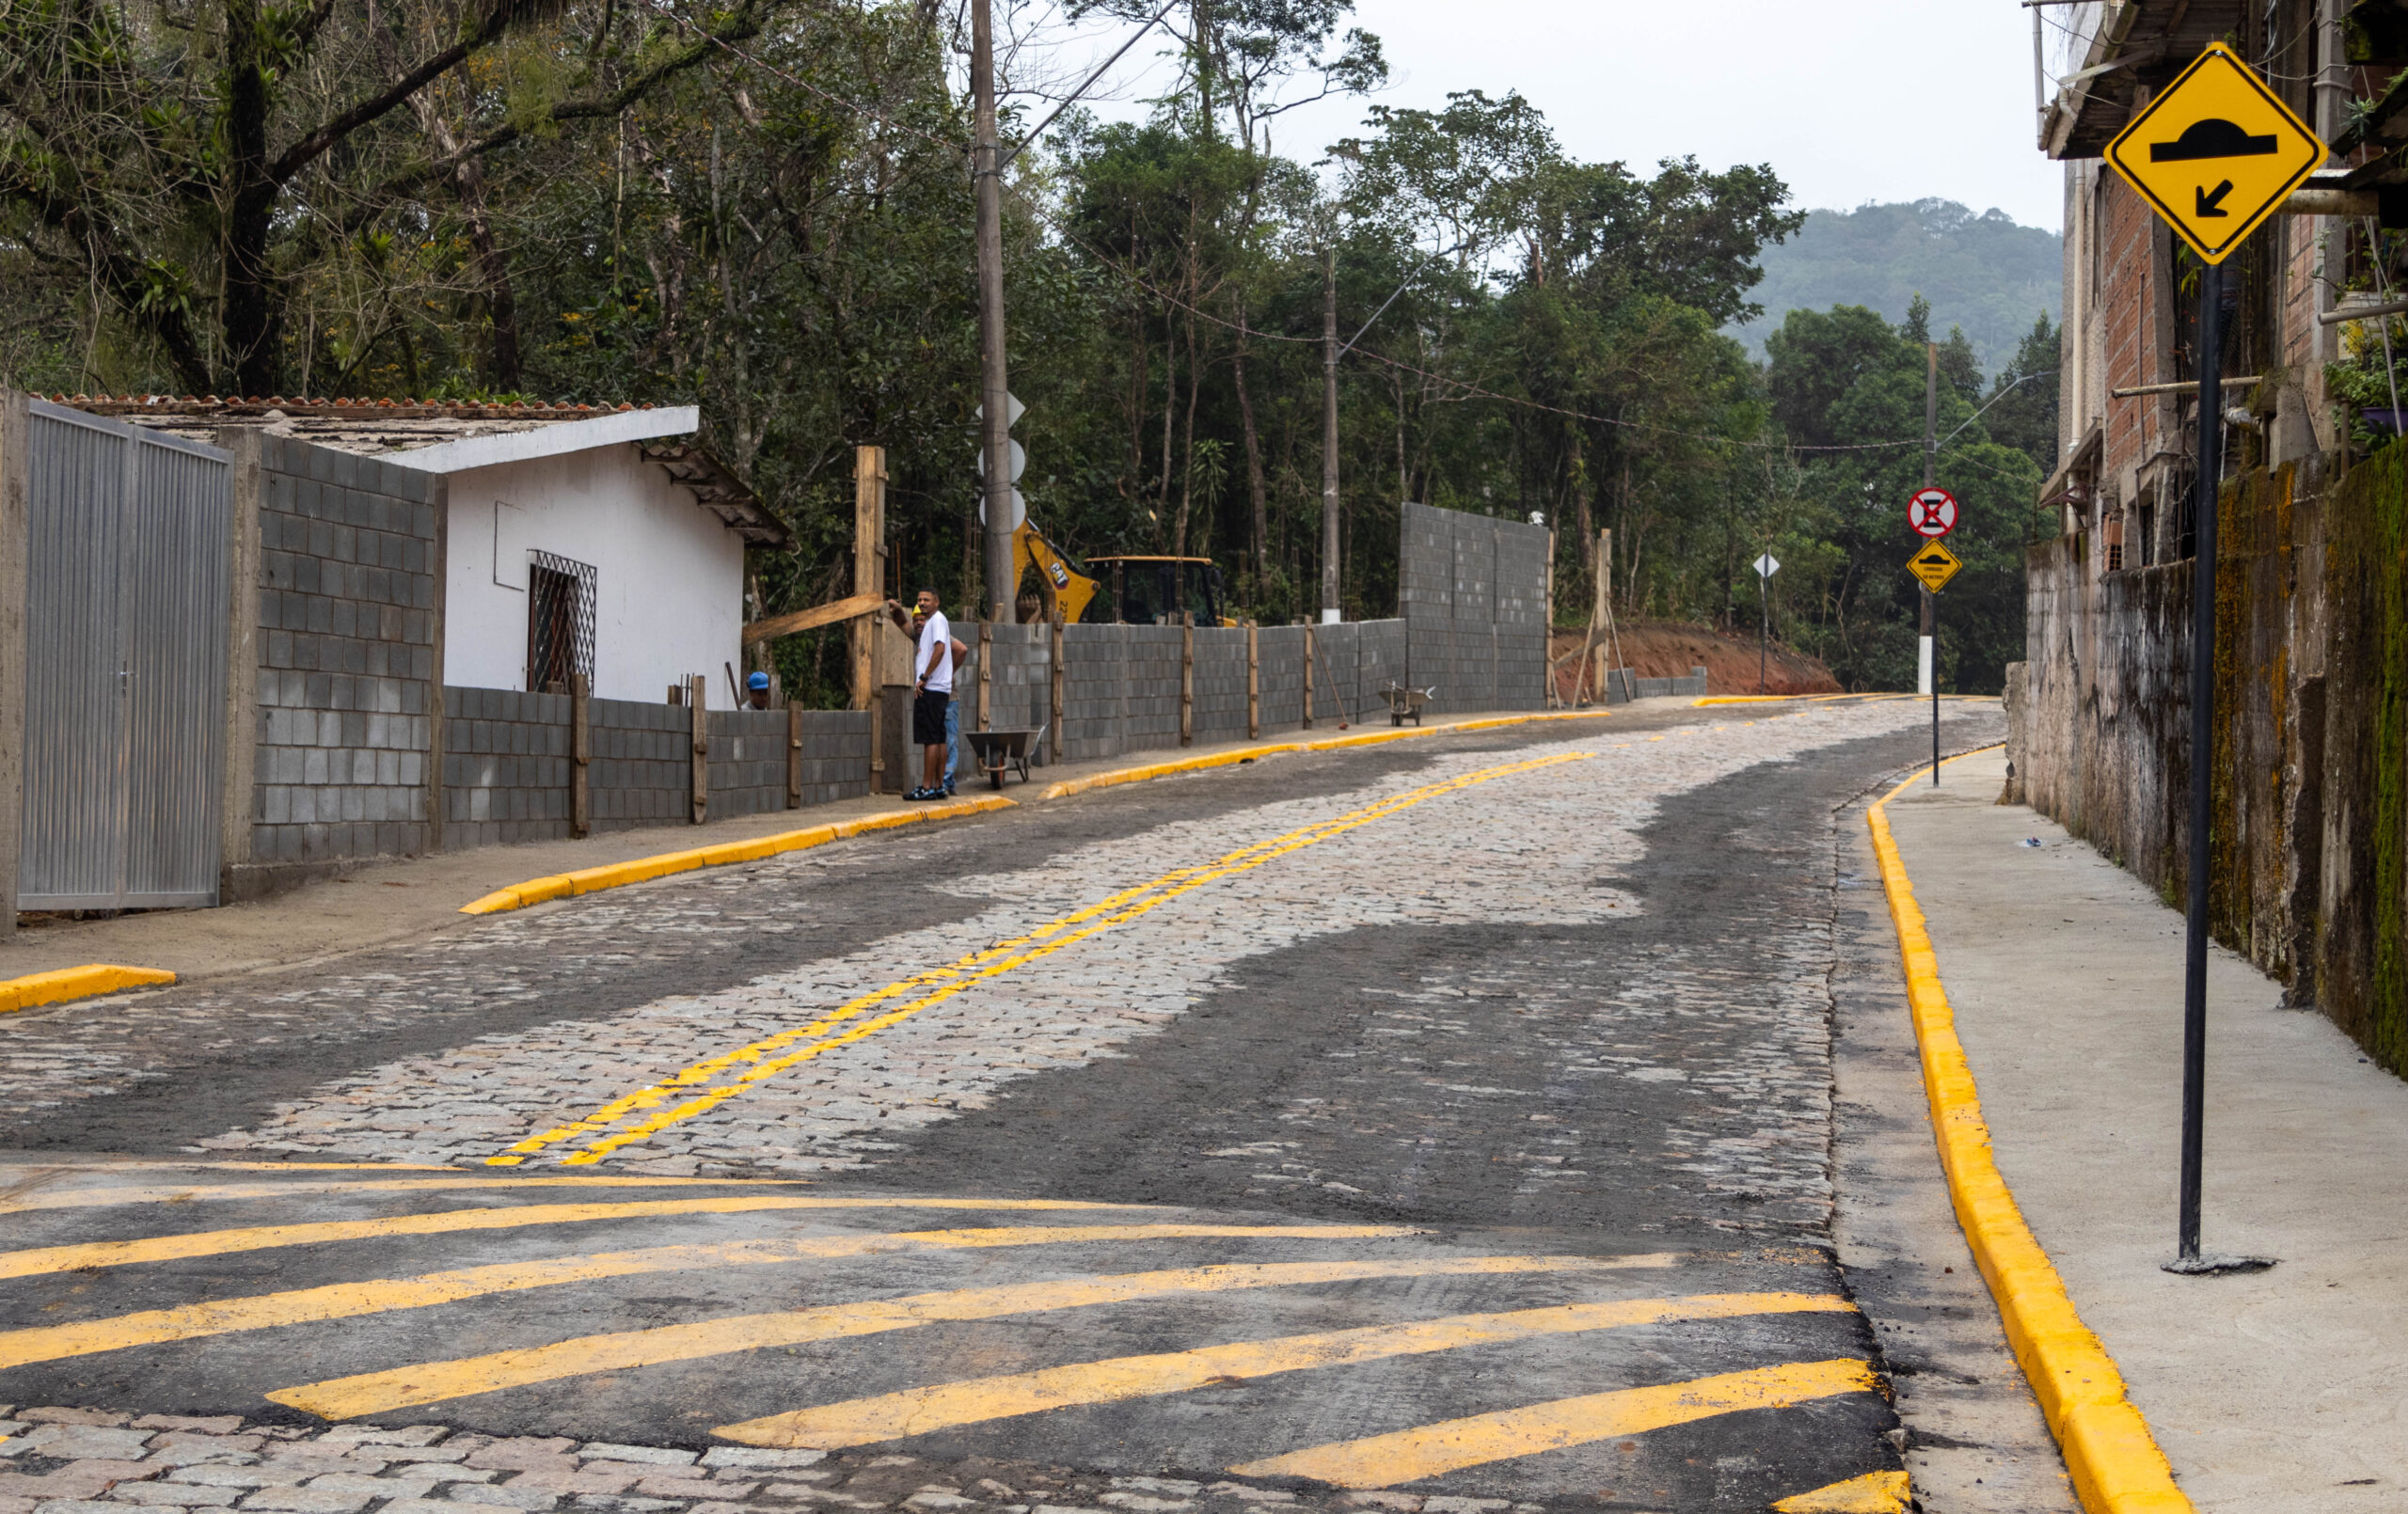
[2015,450,2407,1075]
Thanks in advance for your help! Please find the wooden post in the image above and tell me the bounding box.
[571,673,591,837]
[1246,623,1259,738]
[1049,614,1067,765]
[977,622,993,732]
[689,673,708,824]
[850,447,887,790]
[785,701,803,809]
[1301,623,1315,731]
[1180,613,1195,747]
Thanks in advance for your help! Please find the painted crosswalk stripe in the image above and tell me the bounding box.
[712,1292,1852,1449]
[503,752,1593,1169]
[273,1254,1678,1418]
[0,1175,822,1215]
[1228,1358,1880,1487]
[0,1224,1418,1370]
[0,1196,1198,1280]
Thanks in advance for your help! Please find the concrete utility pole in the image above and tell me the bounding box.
[1922,341,1939,784]
[1320,246,1341,624]
[973,0,1016,624]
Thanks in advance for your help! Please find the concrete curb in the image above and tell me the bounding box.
[1866,750,2192,1514]
[1038,709,1617,800]
[458,796,1018,916]
[0,964,179,1015]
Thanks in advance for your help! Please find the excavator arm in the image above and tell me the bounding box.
[1013,522,1101,623]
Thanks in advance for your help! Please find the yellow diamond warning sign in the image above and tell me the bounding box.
[1907,540,1961,594]
[2105,42,2324,264]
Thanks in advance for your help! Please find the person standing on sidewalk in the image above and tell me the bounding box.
[909,606,971,796]
[890,588,953,801]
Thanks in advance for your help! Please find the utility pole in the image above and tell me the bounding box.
[1924,340,1939,783]
[1320,246,1340,624]
[973,0,1016,624]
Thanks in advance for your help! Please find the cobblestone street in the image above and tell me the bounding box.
[2,700,2004,1513]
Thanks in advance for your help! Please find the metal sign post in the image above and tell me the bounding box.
[2100,40,2312,1275]
[1752,553,1779,694]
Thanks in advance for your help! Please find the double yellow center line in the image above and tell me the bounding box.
[494,751,1592,1168]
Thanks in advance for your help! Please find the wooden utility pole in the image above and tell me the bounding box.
[973,0,1016,625]
[851,446,887,791]
[570,673,591,837]
[688,673,709,824]
[1320,247,1340,623]
[1301,623,1315,730]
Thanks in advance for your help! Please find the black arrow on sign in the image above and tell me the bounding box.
[2196,180,2235,218]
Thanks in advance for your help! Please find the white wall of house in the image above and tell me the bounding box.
[439,444,744,702]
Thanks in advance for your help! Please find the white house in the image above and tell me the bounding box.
[83,396,787,703]
[391,406,785,702]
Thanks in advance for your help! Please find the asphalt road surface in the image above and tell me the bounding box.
[0,697,2005,1514]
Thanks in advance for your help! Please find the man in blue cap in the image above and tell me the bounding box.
[745,670,772,709]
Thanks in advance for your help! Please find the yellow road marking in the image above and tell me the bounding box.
[500,752,1592,1168]
[275,1253,1676,1419]
[0,1196,1181,1280]
[713,1292,1851,1449]
[0,1175,819,1215]
[1228,1358,1879,1487]
[1,1224,1416,1372]
[1769,1470,1913,1514]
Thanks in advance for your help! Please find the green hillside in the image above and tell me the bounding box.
[1729,198,2062,375]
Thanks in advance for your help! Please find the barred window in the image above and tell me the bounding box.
[528,550,596,693]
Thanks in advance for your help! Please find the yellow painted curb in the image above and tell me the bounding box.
[0,964,178,1015]
[1038,709,1617,800]
[1867,749,2192,1514]
[459,796,1017,916]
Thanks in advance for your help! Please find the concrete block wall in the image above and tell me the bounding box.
[1399,500,1549,717]
[588,698,692,830]
[707,708,789,818]
[1189,628,1250,745]
[441,687,571,849]
[790,711,874,807]
[1257,626,1306,730]
[249,434,441,865]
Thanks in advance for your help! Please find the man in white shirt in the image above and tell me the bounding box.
[896,587,952,800]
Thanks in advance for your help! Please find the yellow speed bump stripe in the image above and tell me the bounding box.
[714,1292,1851,1449]
[460,796,1015,915]
[0,1196,1187,1280]
[500,751,1592,1168]
[0,1224,1416,1373]
[1230,1358,1880,1487]
[1869,750,2189,1514]
[1769,1471,1913,1514]
[274,1253,1673,1419]
[0,965,177,1015]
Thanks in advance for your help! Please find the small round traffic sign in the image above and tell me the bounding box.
[1908,487,1958,539]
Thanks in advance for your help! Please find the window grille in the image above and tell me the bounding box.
[528,550,596,693]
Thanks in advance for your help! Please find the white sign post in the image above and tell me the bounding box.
[1753,554,1780,694]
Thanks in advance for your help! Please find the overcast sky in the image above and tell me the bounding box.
[1056,0,2065,232]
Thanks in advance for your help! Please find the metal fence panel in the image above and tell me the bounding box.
[17,402,229,909]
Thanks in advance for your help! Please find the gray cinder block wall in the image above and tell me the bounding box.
[236,434,443,892]
[1399,500,1550,716]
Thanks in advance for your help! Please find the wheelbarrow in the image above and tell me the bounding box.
[1380,682,1436,726]
[964,724,1049,788]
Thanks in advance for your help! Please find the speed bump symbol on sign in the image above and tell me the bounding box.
[2104,42,2324,264]
[1908,541,1961,593]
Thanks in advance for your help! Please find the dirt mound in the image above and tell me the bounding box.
[1548,621,1842,701]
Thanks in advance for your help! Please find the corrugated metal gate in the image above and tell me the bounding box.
[16,400,230,908]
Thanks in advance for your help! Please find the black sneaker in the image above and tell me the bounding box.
[903,786,932,802]
[943,782,957,797]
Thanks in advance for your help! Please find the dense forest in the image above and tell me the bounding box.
[0,0,2058,697]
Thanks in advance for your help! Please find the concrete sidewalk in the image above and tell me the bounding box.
[0,702,1662,991]
[1883,749,2408,1512]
